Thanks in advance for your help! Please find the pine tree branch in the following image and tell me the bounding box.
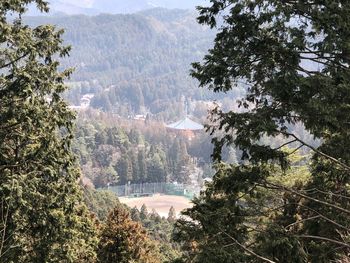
[286,144,304,156]
[280,131,350,171]
[0,182,12,259]
[0,52,29,69]
[220,229,277,263]
[264,182,350,215]
[285,203,350,232]
[296,235,350,249]
[273,139,298,150]
[284,215,321,230]
[309,188,350,201]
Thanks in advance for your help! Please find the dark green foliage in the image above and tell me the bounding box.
[116,158,133,185]
[83,187,121,221]
[0,1,97,262]
[138,149,148,182]
[174,165,256,263]
[147,152,167,183]
[175,159,312,262]
[131,206,141,222]
[175,0,350,262]
[140,204,149,221]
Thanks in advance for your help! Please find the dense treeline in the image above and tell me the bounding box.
[74,109,316,189]
[73,112,215,187]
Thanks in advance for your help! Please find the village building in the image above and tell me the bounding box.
[165,116,204,139]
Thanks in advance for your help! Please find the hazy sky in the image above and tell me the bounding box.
[56,0,94,8]
[27,0,209,16]
[48,0,208,9]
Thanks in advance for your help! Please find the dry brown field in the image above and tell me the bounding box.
[119,194,192,217]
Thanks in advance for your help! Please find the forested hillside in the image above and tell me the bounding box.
[74,110,215,188]
[25,9,243,117]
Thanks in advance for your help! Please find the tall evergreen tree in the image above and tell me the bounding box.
[115,158,132,185]
[175,0,350,262]
[130,151,140,183]
[138,149,148,183]
[140,204,149,221]
[0,1,96,261]
[98,206,160,263]
[147,154,166,183]
[130,206,141,222]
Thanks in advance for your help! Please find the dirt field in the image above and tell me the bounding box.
[119,194,192,217]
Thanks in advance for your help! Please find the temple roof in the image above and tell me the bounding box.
[166,117,204,131]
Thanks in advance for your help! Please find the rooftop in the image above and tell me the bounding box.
[166,117,204,131]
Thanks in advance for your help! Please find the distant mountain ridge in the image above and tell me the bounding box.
[24,8,228,117]
[27,0,208,15]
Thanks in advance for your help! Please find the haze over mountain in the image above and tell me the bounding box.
[28,0,208,15]
[24,8,235,119]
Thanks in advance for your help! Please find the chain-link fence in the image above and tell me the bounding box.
[106,182,200,199]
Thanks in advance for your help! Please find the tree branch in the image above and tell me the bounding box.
[220,229,277,263]
[280,131,350,171]
[296,235,350,248]
[0,52,29,69]
[264,182,350,215]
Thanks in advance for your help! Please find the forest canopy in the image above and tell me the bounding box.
[25,10,246,118]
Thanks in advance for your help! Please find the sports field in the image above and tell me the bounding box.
[119,194,192,217]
